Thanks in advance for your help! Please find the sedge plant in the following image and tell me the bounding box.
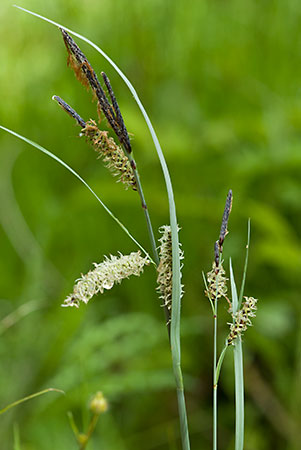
[1,6,190,449]
[0,6,260,449]
[203,192,257,450]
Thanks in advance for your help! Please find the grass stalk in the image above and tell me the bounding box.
[233,339,244,450]
[212,255,224,450]
[126,152,159,266]
[213,301,218,450]
[229,258,244,450]
[238,218,251,309]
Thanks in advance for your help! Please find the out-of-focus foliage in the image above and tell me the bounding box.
[0,0,300,449]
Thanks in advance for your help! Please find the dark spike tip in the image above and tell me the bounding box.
[52,95,86,128]
[214,241,220,267]
[101,72,132,153]
[219,189,233,248]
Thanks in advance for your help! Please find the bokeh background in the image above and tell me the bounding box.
[0,0,300,449]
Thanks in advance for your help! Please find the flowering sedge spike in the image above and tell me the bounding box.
[205,190,233,303]
[82,120,137,190]
[60,27,98,92]
[157,225,184,325]
[227,297,258,345]
[52,96,86,128]
[205,262,228,301]
[219,189,233,252]
[63,252,150,307]
[60,29,132,153]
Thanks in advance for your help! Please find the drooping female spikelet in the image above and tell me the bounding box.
[227,297,257,345]
[157,225,184,325]
[204,190,233,304]
[205,261,228,301]
[63,252,150,308]
[82,120,137,190]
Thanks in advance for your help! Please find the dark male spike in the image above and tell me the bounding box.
[59,29,117,124]
[101,72,132,153]
[219,189,233,250]
[60,28,87,66]
[214,241,220,268]
[59,29,132,154]
[52,95,86,128]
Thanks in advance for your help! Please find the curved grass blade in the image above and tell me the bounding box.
[0,388,64,415]
[238,218,251,309]
[0,126,152,262]
[229,259,244,450]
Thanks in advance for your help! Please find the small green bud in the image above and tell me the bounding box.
[89,391,108,415]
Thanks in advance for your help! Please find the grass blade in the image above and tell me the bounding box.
[0,125,152,262]
[229,259,244,450]
[238,218,251,309]
[0,388,64,415]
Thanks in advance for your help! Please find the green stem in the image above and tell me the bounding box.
[127,153,159,266]
[173,361,190,450]
[234,338,244,450]
[80,414,99,450]
[213,302,218,450]
[215,345,228,386]
[230,260,244,450]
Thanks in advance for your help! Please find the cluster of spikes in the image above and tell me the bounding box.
[81,120,136,190]
[205,190,258,344]
[62,252,150,308]
[205,190,233,303]
[52,28,136,190]
[156,225,184,325]
[227,297,258,345]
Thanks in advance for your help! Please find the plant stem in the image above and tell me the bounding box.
[127,153,159,266]
[234,338,244,450]
[80,414,99,450]
[215,345,228,386]
[230,259,244,450]
[213,299,218,450]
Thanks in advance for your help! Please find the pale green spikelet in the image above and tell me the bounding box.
[81,120,137,191]
[227,296,258,345]
[205,262,228,301]
[156,225,184,324]
[63,251,150,307]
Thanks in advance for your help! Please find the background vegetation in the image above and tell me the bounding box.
[0,0,300,449]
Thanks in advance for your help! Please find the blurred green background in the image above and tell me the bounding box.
[0,0,300,449]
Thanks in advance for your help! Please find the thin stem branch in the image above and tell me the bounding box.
[230,259,244,450]
[213,298,218,450]
[234,339,244,450]
[126,153,159,266]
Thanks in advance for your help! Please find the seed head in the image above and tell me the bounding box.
[63,251,150,307]
[205,262,228,301]
[89,392,108,415]
[227,296,257,345]
[156,225,184,325]
[81,120,137,190]
[219,189,233,252]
